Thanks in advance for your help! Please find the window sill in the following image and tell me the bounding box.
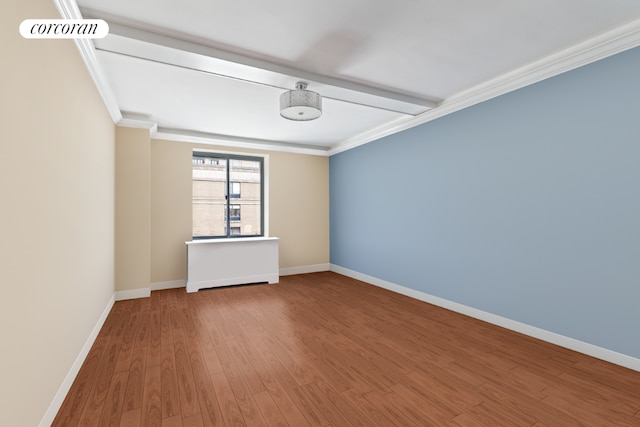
[186,236,278,245]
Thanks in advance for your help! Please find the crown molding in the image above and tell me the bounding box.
[117,114,331,156]
[53,0,122,124]
[329,18,640,156]
[154,128,330,156]
[117,112,158,134]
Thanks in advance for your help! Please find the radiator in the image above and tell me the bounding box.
[185,237,279,293]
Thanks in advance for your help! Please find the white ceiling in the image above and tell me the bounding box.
[72,0,640,155]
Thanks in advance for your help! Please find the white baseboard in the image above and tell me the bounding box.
[39,294,115,427]
[330,264,640,372]
[279,263,331,276]
[115,287,151,301]
[151,279,185,291]
[187,273,278,293]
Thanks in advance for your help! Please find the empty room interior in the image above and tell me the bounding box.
[3,0,640,426]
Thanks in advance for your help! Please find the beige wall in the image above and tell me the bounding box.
[151,138,192,283]
[115,127,151,292]
[269,150,330,269]
[0,1,115,426]
[150,139,330,283]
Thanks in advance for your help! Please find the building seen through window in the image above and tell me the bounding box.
[192,153,263,238]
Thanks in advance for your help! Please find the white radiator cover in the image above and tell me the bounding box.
[185,237,279,293]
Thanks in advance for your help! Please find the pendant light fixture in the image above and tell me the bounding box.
[280,81,322,121]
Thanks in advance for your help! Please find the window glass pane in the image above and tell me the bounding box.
[229,204,241,221]
[229,158,261,236]
[229,181,241,198]
[192,156,227,237]
[192,153,263,238]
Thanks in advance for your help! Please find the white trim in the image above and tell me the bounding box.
[187,274,279,292]
[118,112,158,134]
[329,18,640,156]
[279,263,331,276]
[330,264,640,372]
[52,0,122,124]
[156,128,330,157]
[185,236,279,245]
[151,279,185,291]
[114,287,151,301]
[38,294,115,427]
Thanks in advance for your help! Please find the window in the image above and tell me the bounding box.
[192,152,263,238]
[229,182,241,198]
[226,205,241,221]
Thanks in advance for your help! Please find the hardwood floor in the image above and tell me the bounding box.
[54,272,640,426]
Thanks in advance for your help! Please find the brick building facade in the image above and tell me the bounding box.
[192,156,261,237]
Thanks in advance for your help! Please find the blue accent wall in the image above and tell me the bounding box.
[330,47,640,358]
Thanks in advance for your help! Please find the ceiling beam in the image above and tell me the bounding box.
[92,20,439,115]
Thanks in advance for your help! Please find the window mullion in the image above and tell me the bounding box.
[226,157,230,237]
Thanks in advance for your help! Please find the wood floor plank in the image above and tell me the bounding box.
[146,307,163,368]
[389,382,460,426]
[210,371,248,427]
[161,344,181,419]
[182,413,204,427]
[201,290,266,397]
[97,302,125,338]
[182,310,226,427]
[54,273,640,427]
[77,337,122,426]
[212,291,267,396]
[298,331,368,393]
[313,328,396,393]
[161,414,183,427]
[53,336,111,426]
[451,412,487,427]
[253,390,289,427]
[118,409,140,427]
[477,381,581,426]
[400,368,479,416]
[541,391,639,425]
[224,295,323,426]
[198,291,266,426]
[363,390,424,427]
[226,338,267,395]
[113,310,138,373]
[223,369,267,427]
[301,382,353,427]
[135,298,151,348]
[310,379,372,427]
[469,396,537,426]
[227,337,307,427]
[553,370,640,416]
[284,385,330,427]
[98,370,129,427]
[140,364,161,427]
[170,311,201,417]
[191,293,224,376]
[453,402,532,427]
[122,341,147,412]
[159,291,173,345]
[255,330,322,388]
[340,388,398,427]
